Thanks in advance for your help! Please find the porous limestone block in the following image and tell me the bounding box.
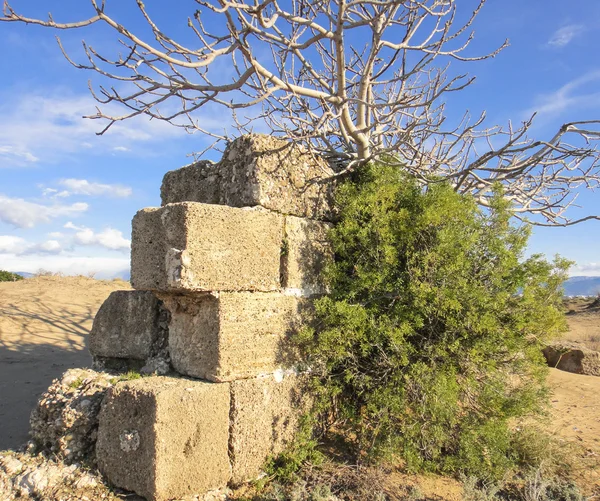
[282,216,333,296]
[229,372,310,484]
[96,377,231,501]
[160,160,220,207]
[131,202,284,292]
[161,134,336,221]
[89,290,169,361]
[543,341,600,376]
[162,292,308,382]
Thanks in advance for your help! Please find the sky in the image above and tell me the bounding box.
[0,0,599,278]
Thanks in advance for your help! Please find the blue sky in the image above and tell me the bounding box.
[0,0,599,278]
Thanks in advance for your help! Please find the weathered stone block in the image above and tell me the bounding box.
[161,160,220,206]
[282,216,333,295]
[543,341,600,376]
[97,377,231,501]
[131,202,284,292]
[161,135,336,221]
[29,369,114,463]
[89,290,169,361]
[229,372,310,484]
[162,292,307,382]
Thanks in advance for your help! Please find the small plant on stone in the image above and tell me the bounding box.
[68,377,85,390]
[109,371,143,385]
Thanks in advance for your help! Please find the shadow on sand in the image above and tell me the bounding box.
[0,301,95,451]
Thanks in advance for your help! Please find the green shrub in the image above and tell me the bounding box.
[297,164,570,480]
[0,270,24,282]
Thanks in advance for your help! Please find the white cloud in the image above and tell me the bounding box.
[0,235,27,254]
[64,222,130,251]
[21,239,63,255]
[0,235,62,256]
[0,91,224,167]
[547,25,584,48]
[0,145,39,164]
[526,70,600,117]
[0,195,88,228]
[571,262,600,277]
[57,179,132,198]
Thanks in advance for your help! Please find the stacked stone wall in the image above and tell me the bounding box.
[84,134,334,500]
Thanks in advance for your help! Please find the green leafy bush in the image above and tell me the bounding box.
[0,270,24,282]
[298,165,570,479]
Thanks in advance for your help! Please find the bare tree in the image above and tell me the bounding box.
[2,0,599,225]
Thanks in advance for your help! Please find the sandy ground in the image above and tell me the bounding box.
[564,299,600,352]
[0,276,130,450]
[547,369,600,489]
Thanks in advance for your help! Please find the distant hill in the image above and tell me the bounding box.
[563,276,600,296]
[14,272,34,279]
[116,270,131,281]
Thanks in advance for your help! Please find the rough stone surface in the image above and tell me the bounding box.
[97,376,231,501]
[89,290,170,363]
[543,341,600,376]
[161,135,336,221]
[131,202,284,293]
[229,372,310,484]
[161,160,220,207]
[282,216,333,295]
[0,451,137,501]
[162,292,309,382]
[29,368,114,463]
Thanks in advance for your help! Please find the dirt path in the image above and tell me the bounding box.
[547,367,600,492]
[0,276,130,450]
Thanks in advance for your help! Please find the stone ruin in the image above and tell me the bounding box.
[82,134,335,501]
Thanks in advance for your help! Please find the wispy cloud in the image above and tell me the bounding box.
[571,262,600,276]
[525,70,600,117]
[0,146,39,164]
[0,89,231,167]
[0,195,88,228]
[547,24,585,48]
[56,179,132,198]
[64,222,130,251]
[0,91,183,167]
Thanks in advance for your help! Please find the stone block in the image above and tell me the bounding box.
[89,290,169,361]
[161,160,220,206]
[131,202,284,292]
[160,135,336,221]
[282,216,333,295]
[229,372,310,484]
[543,341,600,376]
[96,377,231,501]
[162,292,308,382]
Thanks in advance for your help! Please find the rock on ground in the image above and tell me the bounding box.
[543,341,600,376]
[0,450,231,501]
[29,368,115,463]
